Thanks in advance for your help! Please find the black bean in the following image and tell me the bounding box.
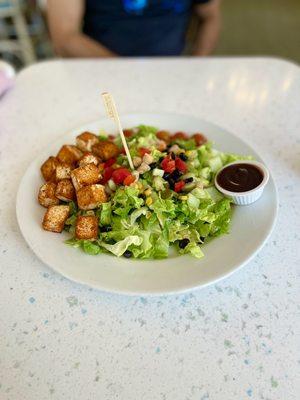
[123,250,132,258]
[139,194,146,200]
[200,236,205,242]
[163,172,170,180]
[149,162,157,170]
[101,226,112,232]
[170,169,181,181]
[179,153,188,161]
[184,177,193,183]
[159,156,164,163]
[170,152,176,160]
[179,238,190,249]
[168,178,175,190]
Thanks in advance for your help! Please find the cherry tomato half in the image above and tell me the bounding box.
[112,167,131,185]
[192,133,207,147]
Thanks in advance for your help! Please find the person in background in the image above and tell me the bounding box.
[47,0,221,58]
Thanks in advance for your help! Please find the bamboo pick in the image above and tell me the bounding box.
[101,92,134,170]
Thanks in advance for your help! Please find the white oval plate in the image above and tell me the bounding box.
[16,113,277,296]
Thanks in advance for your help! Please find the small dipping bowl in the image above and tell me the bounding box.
[214,160,269,205]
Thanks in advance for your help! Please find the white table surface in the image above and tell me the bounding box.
[0,57,299,400]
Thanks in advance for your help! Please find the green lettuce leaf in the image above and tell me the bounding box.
[100,235,142,257]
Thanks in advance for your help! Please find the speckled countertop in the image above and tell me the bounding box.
[0,58,299,400]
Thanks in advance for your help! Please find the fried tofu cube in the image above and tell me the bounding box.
[42,205,69,233]
[92,141,119,161]
[78,152,100,167]
[38,182,59,207]
[55,179,75,202]
[55,162,72,181]
[76,184,107,210]
[71,163,101,191]
[57,145,83,165]
[75,215,99,240]
[76,132,99,152]
[41,156,59,181]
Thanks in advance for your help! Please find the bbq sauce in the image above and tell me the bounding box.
[216,163,264,193]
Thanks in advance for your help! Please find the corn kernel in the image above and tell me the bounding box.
[146,211,152,219]
[137,181,143,190]
[179,195,188,201]
[146,197,153,206]
[144,188,152,196]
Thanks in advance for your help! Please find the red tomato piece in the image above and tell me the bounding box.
[156,130,171,144]
[108,134,116,141]
[101,166,114,184]
[104,158,116,168]
[123,174,135,186]
[112,167,131,185]
[165,160,176,173]
[139,147,151,157]
[120,147,126,155]
[174,181,185,193]
[175,157,187,173]
[161,157,170,170]
[161,157,176,173]
[193,133,207,147]
[172,132,188,140]
[123,129,133,138]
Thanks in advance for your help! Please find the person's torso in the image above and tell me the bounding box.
[83,0,194,56]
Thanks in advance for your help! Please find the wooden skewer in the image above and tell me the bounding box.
[101,92,134,170]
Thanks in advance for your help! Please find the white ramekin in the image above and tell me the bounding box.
[214,160,269,205]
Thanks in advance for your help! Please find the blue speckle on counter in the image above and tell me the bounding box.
[244,359,250,365]
[155,347,161,353]
[140,297,147,305]
[28,297,35,304]
[69,322,78,330]
[246,388,253,397]
[81,308,87,315]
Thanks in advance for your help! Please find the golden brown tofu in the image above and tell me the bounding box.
[42,205,69,233]
[75,215,99,240]
[38,182,59,208]
[57,145,83,165]
[78,152,100,168]
[41,156,59,182]
[92,141,119,161]
[55,179,75,202]
[76,132,99,152]
[55,162,72,181]
[71,164,101,191]
[76,184,107,210]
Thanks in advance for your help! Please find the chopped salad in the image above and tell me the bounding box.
[39,125,250,259]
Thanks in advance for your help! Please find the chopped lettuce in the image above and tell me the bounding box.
[65,238,101,255]
[63,125,250,259]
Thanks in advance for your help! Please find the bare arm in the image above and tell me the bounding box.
[47,0,117,57]
[193,0,221,56]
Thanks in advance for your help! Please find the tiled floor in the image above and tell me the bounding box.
[215,0,300,64]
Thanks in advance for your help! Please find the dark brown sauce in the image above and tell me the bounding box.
[217,163,264,193]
